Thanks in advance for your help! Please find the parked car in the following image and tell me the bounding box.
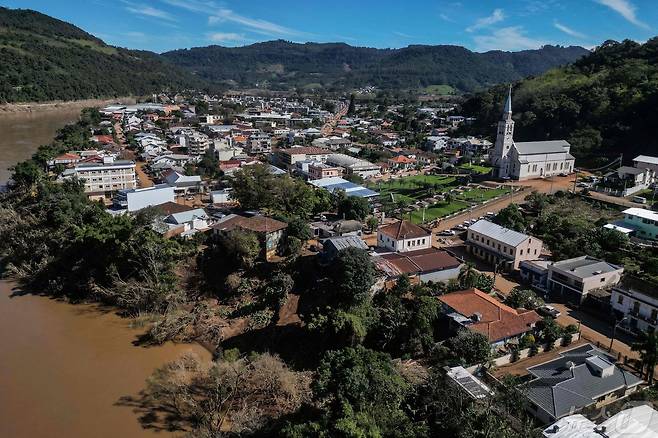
[537,305,561,319]
[438,229,456,236]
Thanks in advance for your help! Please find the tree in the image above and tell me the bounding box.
[632,331,658,384]
[134,352,310,435]
[447,329,491,366]
[264,271,295,307]
[366,215,379,232]
[505,287,544,310]
[493,204,526,232]
[330,248,376,307]
[216,229,261,270]
[458,263,479,289]
[336,195,371,221]
[308,346,417,436]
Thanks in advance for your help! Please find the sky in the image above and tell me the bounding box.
[2,0,657,53]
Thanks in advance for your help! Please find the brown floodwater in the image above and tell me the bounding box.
[0,281,210,438]
[0,108,81,182]
[0,110,211,437]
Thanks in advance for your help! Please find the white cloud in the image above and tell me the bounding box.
[553,21,587,39]
[473,26,549,52]
[160,0,214,14]
[393,31,414,38]
[122,1,176,21]
[594,0,649,29]
[207,32,247,43]
[208,8,303,37]
[466,9,505,32]
[439,13,454,23]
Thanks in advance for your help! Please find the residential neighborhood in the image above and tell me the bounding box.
[8,86,658,436]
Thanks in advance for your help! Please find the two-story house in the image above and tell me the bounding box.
[611,276,658,334]
[377,220,432,253]
[547,256,623,305]
[466,220,543,270]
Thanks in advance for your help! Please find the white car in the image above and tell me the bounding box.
[438,229,456,236]
[537,305,561,319]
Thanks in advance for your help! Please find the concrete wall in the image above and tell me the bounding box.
[491,333,581,367]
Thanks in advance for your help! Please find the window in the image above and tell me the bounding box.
[534,249,537,255]
[617,295,624,305]
[600,277,606,282]
[520,249,523,255]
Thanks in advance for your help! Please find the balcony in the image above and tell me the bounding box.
[630,309,658,326]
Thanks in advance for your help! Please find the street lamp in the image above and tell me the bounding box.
[609,316,630,352]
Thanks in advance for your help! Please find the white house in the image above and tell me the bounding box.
[377,220,432,253]
[611,276,658,334]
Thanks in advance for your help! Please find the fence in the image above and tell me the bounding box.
[492,332,581,367]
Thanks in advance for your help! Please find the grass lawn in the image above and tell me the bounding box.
[457,188,508,201]
[458,163,493,175]
[408,200,470,224]
[424,84,455,95]
[369,175,457,200]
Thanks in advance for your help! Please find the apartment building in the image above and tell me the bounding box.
[274,147,329,169]
[181,130,211,156]
[68,158,136,198]
[246,132,272,154]
[466,220,543,270]
[325,153,381,178]
[611,276,658,334]
[308,162,342,180]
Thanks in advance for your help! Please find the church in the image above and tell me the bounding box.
[490,88,575,180]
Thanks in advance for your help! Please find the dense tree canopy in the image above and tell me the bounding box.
[461,38,658,165]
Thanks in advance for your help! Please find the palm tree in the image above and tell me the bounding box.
[631,331,658,384]
[458,263,479,289]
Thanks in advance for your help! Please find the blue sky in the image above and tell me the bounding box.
[2,0,657,53]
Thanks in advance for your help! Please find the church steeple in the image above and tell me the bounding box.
[492,85,515,179]
[503,85,512,120]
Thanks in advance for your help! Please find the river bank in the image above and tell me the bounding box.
[0,107,212,438]
[0,280,211,438]
[0,97,137,114]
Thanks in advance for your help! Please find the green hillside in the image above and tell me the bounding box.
[461,39,658,166]
[0,7,204,102]
[162,40,589,93]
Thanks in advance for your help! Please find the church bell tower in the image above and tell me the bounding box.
[492,86,514,178]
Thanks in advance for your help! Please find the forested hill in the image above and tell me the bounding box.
[162,41,589,93]
[460,39,658,167]
[0,7,204,102]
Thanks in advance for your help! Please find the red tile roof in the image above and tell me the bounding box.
[438,288,541,343]
[212,214,288,234]
[389,155,415,163]
[378,220,430,240]
[156,202,195,215]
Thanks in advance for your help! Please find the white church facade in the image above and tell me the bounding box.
[490,88,575,180]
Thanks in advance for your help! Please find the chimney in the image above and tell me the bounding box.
[471,312,482,322]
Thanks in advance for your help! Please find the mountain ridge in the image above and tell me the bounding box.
[162,40,589,93]
[0,6,589,102]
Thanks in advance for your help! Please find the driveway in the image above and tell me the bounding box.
[551,303,638,361]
